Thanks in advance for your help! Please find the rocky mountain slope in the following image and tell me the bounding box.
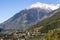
[0,2,60,30]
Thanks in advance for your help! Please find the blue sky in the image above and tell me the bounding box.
[0,0,60,23]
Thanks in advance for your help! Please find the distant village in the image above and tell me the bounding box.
[0,30,45,40]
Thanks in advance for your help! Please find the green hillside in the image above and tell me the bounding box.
[39,11,60,33]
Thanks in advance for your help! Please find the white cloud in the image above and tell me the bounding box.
[26,2,60,10]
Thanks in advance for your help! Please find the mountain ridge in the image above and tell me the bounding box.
[0,2,60,30]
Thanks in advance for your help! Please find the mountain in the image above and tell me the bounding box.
[0,2,60,30]
[27,7,60,31]
[25,8,60,40]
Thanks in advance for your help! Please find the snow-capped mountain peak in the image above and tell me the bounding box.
[26,2,60,10]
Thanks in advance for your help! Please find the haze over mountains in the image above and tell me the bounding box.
[0,2,60,30]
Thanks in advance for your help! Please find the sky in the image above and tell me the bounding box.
[0,0,60,23]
